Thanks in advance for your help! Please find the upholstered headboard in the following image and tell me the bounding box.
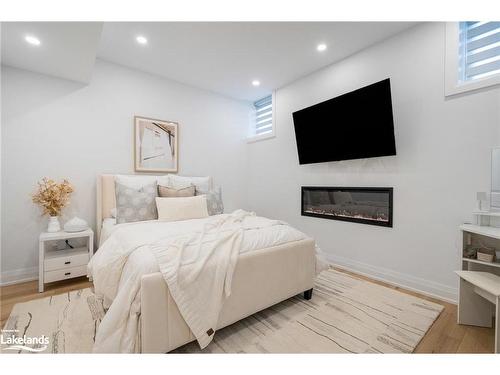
[96,174,213,243]
[97,174,117,220]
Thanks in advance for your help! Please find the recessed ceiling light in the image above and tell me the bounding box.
[316,43,327,52]
[252,80,260,87]
[25,35,41,46]
[136,36,148,45]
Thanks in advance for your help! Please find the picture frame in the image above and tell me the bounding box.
[134,116,178,173]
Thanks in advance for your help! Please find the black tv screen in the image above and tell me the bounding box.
[292,78,396,164]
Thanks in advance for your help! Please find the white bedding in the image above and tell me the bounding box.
[88,210,313,353]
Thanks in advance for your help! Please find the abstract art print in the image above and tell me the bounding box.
[134,116,178,173]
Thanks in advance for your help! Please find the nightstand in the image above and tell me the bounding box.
[38,228,94,292]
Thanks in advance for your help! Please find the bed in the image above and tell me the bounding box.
[93,174,318,353]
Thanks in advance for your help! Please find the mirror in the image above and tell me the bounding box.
[491,148,500,209]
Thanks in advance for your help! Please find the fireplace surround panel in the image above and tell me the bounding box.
[301,186,393,227]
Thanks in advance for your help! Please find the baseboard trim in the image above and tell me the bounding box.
[323,253,458,304]
[2,257,458,303]
[0,267,38,286]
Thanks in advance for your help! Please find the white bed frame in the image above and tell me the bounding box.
[96,174,316,353]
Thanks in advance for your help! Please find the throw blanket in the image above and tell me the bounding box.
[150,210,249,348]
[88,210,312,353]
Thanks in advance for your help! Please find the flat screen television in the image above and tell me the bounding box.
[292,78,396,164]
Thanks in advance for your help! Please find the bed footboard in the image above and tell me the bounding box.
[140,238,316,353]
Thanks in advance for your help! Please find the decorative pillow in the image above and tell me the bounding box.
[158,184,195,198]
[156,195,208,222]
[155,175,170,187]
[168,175,212,193]
[197,186,224,215]
[115,174,158,189]
[115,181,158,224]
[115,174,170,189]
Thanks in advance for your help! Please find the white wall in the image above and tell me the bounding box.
[246,23,500,302]
[1,60,252,283]
[2,23,500,300]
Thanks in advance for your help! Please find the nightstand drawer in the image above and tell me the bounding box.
[44,265,88,283]
[44,247,89,271]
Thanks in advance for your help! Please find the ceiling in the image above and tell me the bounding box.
[1,22,102,83]
[1,22,417,101]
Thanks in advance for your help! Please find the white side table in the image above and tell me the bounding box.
[38,228,94,292]
[456,270,500,353]
[459,224,500,353]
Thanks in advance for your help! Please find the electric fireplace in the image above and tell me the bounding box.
[301,186,393,227]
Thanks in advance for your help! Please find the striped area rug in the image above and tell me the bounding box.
[2,269,443,353]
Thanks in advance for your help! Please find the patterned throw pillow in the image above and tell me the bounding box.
[197,187,224,216]
[115,181,158,224]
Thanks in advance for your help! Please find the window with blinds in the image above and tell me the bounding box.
[253,95,273,136]
[459,21,500,82]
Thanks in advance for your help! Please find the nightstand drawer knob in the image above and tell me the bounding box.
[64,272,71,276]
[64,261,71,265]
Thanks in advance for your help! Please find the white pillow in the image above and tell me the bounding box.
[156,195,209,222]
[115,174,170,189]
[115,175,157,189]
[168,175,212,192]
[156,175,170,187]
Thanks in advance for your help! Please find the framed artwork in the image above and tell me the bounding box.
[134,116,178,173]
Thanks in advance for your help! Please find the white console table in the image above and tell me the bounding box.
[458,224,500,353]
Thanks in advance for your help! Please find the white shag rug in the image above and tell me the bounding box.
[1,269,443,353]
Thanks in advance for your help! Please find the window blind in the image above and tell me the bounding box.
[459,21,500,81]
[253,95,273,135]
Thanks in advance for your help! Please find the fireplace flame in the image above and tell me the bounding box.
[304,207,389,222]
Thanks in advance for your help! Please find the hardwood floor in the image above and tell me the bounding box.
[0,270,495,353]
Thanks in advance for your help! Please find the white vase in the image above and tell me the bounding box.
[47,216,61,233]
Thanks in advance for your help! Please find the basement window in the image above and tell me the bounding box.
[459,22,500,82]
[248,93,275,142]
[445,22,500,96]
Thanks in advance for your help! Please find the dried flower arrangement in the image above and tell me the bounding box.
[32,178,74,217]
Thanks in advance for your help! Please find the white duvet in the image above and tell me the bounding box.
[88,210,314,353]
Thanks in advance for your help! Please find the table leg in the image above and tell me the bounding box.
[458,278,493,327]
[495,297,499,354]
